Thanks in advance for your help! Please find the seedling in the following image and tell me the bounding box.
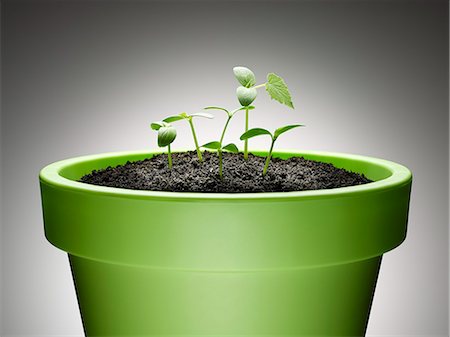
[233,66,294,160]
[150,121,177,169]
[240,124,303,176]
[163,112,214,162]
[201,106,250,178]
[201,141,239,179]
[148,65,301,178]
[204,106,254,144]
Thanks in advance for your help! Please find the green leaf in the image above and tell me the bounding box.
[222,143,239,153]
[150,121,169,130]
[236,86,257,107]
[190,112,214,119]
[163,115,186,123]
[265,73,294,109]
[274,124,303,139]
[240,128,272,140]
[233,66,256,88]
[201,141,221,150]
[204,106,230,114]
[157,126,177,147]
[229,106,255,117]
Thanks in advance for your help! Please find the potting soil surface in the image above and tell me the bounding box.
[79,151,372,193]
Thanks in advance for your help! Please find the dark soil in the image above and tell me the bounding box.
[79,151,372,193]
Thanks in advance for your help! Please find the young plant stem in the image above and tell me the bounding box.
[263,138,275,176]
[188,118,202,162]
[218,149,223,179]
[220,115,232,145]
[167,144,173,169]
[253,83,266,89]
[206,107,243,179]
[244,107,249,160]
[217,115,233,180]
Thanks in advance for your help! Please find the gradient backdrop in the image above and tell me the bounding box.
[1,1,448,336]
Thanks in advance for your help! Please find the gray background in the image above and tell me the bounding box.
[1,0,448,336]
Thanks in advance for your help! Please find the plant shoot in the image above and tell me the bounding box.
[201,141,239,179]
[240,124,303,175]
[232,66,294,160]
[163,112,214,162]
[150,121,177,169]
[149,65,300,177]
[201,106,249,179]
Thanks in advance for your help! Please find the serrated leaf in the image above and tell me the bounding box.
[201,141,221,150]
[190,112,214,119]
[236,86,257,107]
[157,126,177,147]
[240,128,272,140]
[233,66,256,88]
[163,115,186,123]
[274,124,303,139]
[265,73,294,109]
[222,143,239,153]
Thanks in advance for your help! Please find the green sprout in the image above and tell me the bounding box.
[240,124,303,176]
[233,66,295,160]
[201,106,251,179]
[201,141,238,179]
[163,112,214,162]
[150,121,177,169]
[148,66,300,178]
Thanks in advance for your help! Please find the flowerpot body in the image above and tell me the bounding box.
[40,151,412,336]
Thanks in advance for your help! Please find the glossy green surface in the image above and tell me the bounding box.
[40,150,412,336]
[70,254,381,336]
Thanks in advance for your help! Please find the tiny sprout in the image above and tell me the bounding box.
[163,112,214,162]
[201,105,249,179]
[150,121,177,169]
[232,66,295,161]
[202,141,239,179]
[204,105,253,146]
[240,124,303,176]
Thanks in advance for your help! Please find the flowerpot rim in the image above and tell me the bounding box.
[40,149,413,270]
[39,149,412,201]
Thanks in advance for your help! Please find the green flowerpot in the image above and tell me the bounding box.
[39,150,412,337]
